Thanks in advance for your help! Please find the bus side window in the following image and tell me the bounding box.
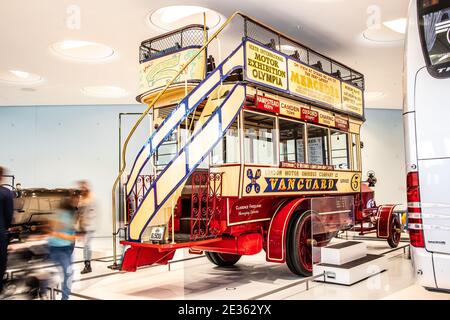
[307,125,330,165]
[243,111,277,165]
[330,130,350,170]
[279,119,306,163]
[212,117,240,165]
[351,134,361,171]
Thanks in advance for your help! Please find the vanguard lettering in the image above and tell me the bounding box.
[264,177,338,193]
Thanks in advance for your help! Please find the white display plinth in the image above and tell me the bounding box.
[313,241,388,286]
[320,241,367,265]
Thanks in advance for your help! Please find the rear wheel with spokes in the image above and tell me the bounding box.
[387,214,402,248]
[286,211,313,277]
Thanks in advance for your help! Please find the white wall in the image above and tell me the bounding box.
[0,104,149,237]
[361,109,407,205]
[0,105,407,236]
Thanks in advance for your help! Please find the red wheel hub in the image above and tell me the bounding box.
[391,218,401,244]
[298,215,313,272]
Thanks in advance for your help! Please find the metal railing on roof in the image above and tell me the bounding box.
[139,25,207,63]
[137,17,365,89]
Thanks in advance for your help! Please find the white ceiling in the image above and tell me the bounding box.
[0,0,409,109]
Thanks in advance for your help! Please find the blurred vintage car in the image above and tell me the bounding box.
[10,187,79,238]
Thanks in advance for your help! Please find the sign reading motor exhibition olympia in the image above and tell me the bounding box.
[246,42,287,90]
[243,166,361,197]
[138,48,205,95]
[245,40,364,118]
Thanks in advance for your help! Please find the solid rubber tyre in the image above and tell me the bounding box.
[286,211,313,277]
[387,214,401,248]
[205,251,241,267]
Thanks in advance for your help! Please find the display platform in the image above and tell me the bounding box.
[313,241,388,285]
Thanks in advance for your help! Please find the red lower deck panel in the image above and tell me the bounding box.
[121,246,175,272]
[193,233,263,255]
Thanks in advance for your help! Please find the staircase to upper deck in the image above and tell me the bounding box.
[124,42,246,242]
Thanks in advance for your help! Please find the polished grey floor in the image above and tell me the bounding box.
[58,235,450,300]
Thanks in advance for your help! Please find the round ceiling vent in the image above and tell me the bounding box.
[148,6,223,31]
[50,41,115,62]
[0,70,43,85]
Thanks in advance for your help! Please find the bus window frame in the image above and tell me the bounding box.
[211,114,241,166]
[242,110,280,167]
[278,117,307,164]
[220,108,361,172]
[350,133,361,172]
[306,123,331,167]
[417,0,450,79]
[330,129,352,171]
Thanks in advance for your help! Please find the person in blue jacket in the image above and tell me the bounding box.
[0,166,14,295]
[48,194,78,300]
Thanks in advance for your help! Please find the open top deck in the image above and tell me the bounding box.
[136,14,365,121]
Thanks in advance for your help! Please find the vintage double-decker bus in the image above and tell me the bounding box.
[112,13,402,276]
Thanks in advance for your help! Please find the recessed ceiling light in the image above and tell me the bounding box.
[50,41,115,62]
[362,24,405,44]
[81,86,129,98]
[149,6,223,31]
[10,70,30,79]
[383,18,407,34]
[364,91,385,101]
[0,70,43,85]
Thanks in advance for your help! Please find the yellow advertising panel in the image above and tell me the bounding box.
[242,166,361,197]
[312,107,336,127]
[245,42,288,90]
[138,48,205,96]
[342,82,363,116]
[288,59,342,108]
[279,97,302,119]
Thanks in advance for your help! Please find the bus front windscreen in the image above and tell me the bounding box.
[420,0,450,66]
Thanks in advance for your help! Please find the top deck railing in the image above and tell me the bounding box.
[139,25,207,63]
[242,17,364,89]
[138,16,364,89]
[111,12,366,267]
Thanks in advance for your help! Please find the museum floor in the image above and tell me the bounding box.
[42,235,447,300]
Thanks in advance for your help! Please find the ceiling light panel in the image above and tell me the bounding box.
[149,6,223,31]
[383,18,407,34]
[0,70,43,85]
[50,41,115,62]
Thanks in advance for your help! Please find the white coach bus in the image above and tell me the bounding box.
[404,0,450,291]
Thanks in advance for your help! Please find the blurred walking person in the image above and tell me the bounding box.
[48,195,78,300]
[0,166,14,295]
[77,181,96,274]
